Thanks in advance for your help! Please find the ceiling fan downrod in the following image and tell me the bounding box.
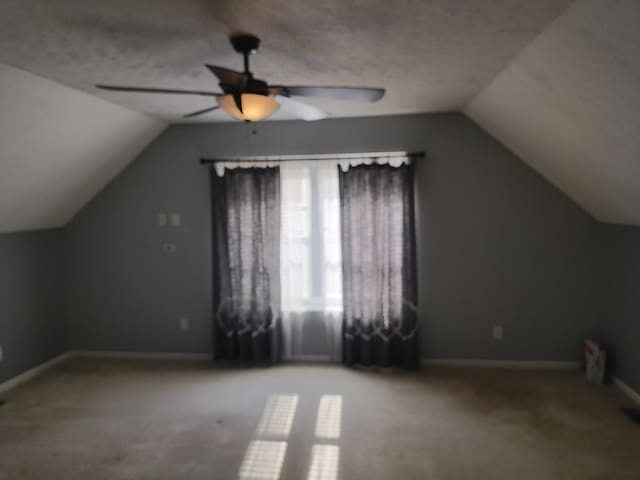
[230,34,260,74]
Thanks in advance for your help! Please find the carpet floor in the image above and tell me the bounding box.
[0,358,638,479]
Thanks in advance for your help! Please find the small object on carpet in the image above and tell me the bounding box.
[622,407,640,425]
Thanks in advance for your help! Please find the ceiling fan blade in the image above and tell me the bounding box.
[275,95,327,121]
[96,85,221,97]
[272,86,385,103]
[233,92,243,113]
[182,106,220,118]
[205,65,249,90]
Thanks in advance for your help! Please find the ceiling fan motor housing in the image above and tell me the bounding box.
[228,34,266,97]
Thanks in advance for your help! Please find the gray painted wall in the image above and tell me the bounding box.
[66,113,601,361]
[601,224,640,392]
[0,229,66,383]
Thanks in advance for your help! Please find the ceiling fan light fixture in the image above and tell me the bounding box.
[96,34,384,120]
[217,93,279,121]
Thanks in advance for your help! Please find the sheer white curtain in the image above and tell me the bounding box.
[280,161,342,361]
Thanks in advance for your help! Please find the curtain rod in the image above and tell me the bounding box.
[199,151,425,165]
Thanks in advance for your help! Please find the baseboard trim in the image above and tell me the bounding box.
[69,350,212,361]
[0,352,585,395]
[284,355,334,363]
[0,352,72,394]
[421,358,580,370]
[612,376,640,406]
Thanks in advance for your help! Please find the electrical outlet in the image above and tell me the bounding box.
[179,318,190,331]
[493,325,504,340]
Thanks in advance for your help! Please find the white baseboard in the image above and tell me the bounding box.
[421,358,580,370]
[0,352,72,394]
[0,350,211,395]
[0,352,585,396]
[612,376,640,407]
[284,355,334,363]
[70,350,211,361]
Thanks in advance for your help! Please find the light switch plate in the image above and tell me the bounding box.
[156,213,167,226]
[0,346,3,361]
[179,318,189,331]
[170,213,181,227]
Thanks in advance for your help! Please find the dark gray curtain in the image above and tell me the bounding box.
[211,167,282,363]
[339,163,418,369]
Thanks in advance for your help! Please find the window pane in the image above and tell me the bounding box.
[281,163,342,314]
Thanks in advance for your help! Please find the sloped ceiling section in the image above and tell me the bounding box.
[0,0,571,122]
[0,63,166,233]
[466,0,640,226]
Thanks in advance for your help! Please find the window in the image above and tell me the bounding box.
[280,162,342,314]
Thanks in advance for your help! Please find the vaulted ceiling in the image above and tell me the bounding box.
[0,64,166,233]
[0,0,569,121]
[466,0,640,226]
[0,0,638,232]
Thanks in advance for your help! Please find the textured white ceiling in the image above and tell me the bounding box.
[2,0,639,230]
[0,63,166,233]
[466,0,640,225]
[0,0,570,122]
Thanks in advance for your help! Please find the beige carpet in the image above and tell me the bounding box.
[0,358,638,479]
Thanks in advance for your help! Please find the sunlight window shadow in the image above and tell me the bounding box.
[256,394,299,437]
[314,395,342,440]
[239,440,288,480]
[307,444,339,480]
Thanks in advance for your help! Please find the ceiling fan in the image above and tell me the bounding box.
[96,34,385,122]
